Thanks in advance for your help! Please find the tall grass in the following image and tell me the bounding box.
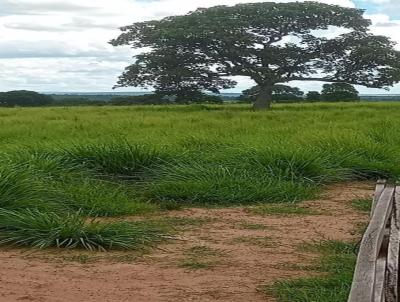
[63,141,165,179]
[0,209,165,251]
[59,179,157,217]
[0,164,64,212]
[6,148,82,178]
[0,164,40,209]
[147,159,317,204]
[1,146,159,217]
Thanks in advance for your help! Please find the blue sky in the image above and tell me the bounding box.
[354,0,400,18]
[354,1,376,12]
[1,0,400,94]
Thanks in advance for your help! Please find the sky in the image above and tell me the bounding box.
[1,0,400,94]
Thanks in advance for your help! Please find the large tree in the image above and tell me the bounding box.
[112,1,400,109]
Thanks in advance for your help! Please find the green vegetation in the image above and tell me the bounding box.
[321,83,360,102]
[0,102,399,251]
[0,209,164,251]
[267,240,356,302]
[351,198,372,212]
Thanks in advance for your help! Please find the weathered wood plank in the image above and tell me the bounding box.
[375,255,387,302]
[385,185,400,302]
[348,185,395,302]
[371,179,387,217]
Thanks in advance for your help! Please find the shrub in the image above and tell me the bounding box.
[321,83,359,102]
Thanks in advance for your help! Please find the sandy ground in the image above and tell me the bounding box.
[0,182,372,302]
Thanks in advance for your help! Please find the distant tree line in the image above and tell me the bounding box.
[0,90,226,107]
[0,84,360,108]
[0,91,54,107]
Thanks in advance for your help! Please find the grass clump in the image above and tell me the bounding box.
[59,179,157,217]
[246,148,352,184]
[148,160,317,204]
[351,198,372,212]
[0,163,64,212]
[0,164,42,209]
[6,149,82,178]
[267,240,356,302]
[0,209,165,251]
[313,137,399,180]
[64,141,164,179]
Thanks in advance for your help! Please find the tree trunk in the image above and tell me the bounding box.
[252,86,273,110]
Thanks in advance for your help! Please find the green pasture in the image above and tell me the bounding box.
[0,102,399,251]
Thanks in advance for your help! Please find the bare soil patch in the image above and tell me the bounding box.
[0,182,372,302]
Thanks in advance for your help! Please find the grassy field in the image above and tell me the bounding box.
[0,102,397,300]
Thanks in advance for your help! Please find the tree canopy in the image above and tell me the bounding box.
[321,83,360,102]
[114,48,236,103]
[112,1,400,109]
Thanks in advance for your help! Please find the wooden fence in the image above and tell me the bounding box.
[348,180,400,302]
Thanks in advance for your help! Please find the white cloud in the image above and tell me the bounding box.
[0,0,399,93]
[0,58,135,92]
